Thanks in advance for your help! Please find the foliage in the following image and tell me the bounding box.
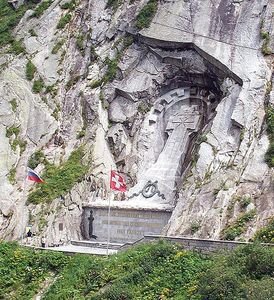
[238,195,251,209]
[136,0,158,30]
[60,0,76,10]
[260,31,271,56]
[0,241,69,299]
[106,0,121,10]
[265,107,274,167]
[76,34,84,52]
[51,39,65,54]
[253,217,274,243]
[28,28,38,37]
[76,129,86,139]
[26,60,36,81]
[28,150,46,169]
[1,242,273,300]
[57,13,72,29]
[32,78,44,94]
[190,221,200,234]
[8,39,25,55]
[0,0,35,48]
[6,125,20,138]
[222,210,256,241]
[9,98,17,112]
[31,0,53,18]
[27,146,89,204]
[7,167,16,184]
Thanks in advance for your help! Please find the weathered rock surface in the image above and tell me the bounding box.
[0,0,273,245]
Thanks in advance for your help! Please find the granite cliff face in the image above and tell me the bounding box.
[0,0,273,245]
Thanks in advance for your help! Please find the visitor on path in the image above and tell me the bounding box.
[41,236,46,248]
[26,229,32,244]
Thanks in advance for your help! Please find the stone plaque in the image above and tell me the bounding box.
[82,207,172,243]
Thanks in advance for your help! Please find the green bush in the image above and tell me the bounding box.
[27,146,89,204]
[26,60,36,81]
[57,13,72,29]
[222,210,256,240]
[28,150,46,169]
[51,39,65,54]
[8,39,25,55]
[28,28,38,37]
[0,241,69,299]
[76,34,84,52]
[265,107,274,167]
[253,217,274,243]
[32,78,44,93]
[32,0,53,18]
[7,167,16,184]
[136,0,158,29]
[6,125,20,138]
[0,0,35,48]
[9,98,17,112]
[60,0,76,10]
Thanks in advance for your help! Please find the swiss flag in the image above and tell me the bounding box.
[110,170,126,192]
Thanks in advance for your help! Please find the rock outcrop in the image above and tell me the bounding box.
[0,0,273,245]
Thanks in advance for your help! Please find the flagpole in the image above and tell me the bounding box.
[107,169,112,257]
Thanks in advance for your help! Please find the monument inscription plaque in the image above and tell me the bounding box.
[82,206,172,243]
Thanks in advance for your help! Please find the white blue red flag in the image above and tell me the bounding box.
[27,168,44,183]
[110,170,126,192]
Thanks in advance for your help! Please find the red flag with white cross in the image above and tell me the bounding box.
[110,170,126,192]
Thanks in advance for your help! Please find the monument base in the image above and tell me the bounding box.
[82,201,173,243]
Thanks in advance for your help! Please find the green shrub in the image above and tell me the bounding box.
[9,98,17,112]
[0,0,35,47]
[32,0,53,18]
[28,150,46,169]
[57,13,72,29]
[76,129,85,139]
[60,0,76,10]
[222,210,256,240]
[26,60,36,81]
[8,167,16,184]
[239,195,251,209]
[0,241,69,299]
[28,28,38,37]
[76,34,84,52]
[32,78,44,93]
[253,217,274,243]
[6,125,20,138]
[51,39,65,54]
[265,107,274,167]
[136,0,158,29]
[260,31,272,56]
[8,39,25,55]
[27,146,89,204]
[106,0,121,10]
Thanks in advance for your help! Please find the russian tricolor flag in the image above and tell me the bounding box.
[27,168,44,183]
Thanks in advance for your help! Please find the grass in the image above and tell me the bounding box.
[260,31,272,56]
[7,167,16,184]
[265,107,274,167]
[57,13,72,29]
[0,0,36,48]
[9,98,17,112]
[60,0,76,10]
[31,0,53,18]
[76,34,84,53]
[32,78,44,93]
[0,242,69,299]
[136,0,158,30]
[26,60,36,81]
[0,241,273,300]
[253,217,274,243]
[27,146,89,204]
[28,150,46,169]
[51,39,65,54]
[222,210,256,241]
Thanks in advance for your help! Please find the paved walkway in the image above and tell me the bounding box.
[42,244,118,255]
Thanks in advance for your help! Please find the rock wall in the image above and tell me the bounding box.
[0,0,273,245]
